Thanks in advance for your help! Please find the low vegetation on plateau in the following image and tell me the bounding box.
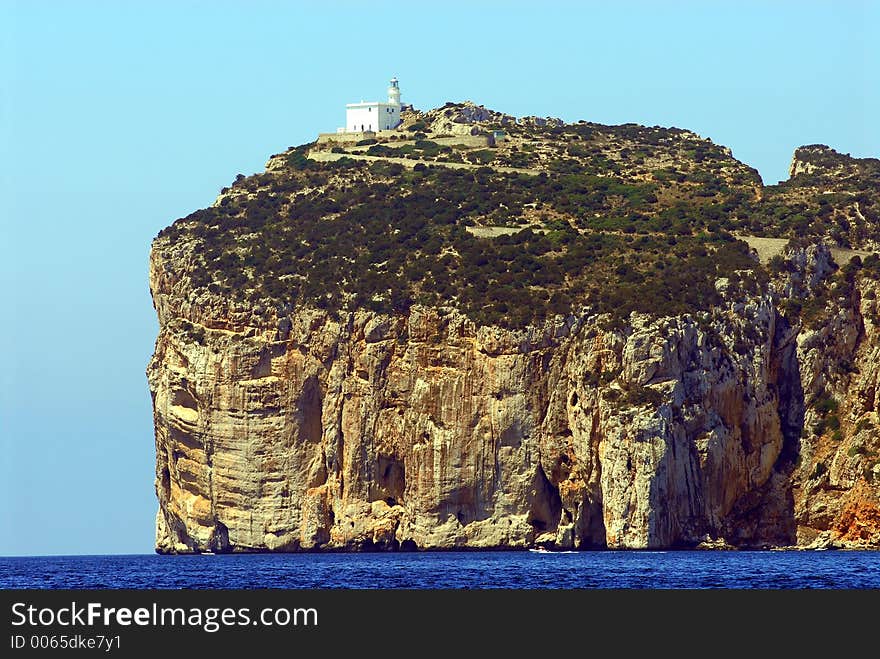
[155,104,880,330]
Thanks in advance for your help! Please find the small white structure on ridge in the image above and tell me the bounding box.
[340,77,403,133]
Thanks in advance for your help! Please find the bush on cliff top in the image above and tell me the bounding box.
[162,158,764,329]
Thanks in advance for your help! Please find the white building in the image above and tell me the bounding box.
[341,78,402,133]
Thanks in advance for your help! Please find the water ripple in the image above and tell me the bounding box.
[1,551,879,589]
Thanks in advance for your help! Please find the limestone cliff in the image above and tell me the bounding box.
[148,241,880,552]
[786,246,880,547]
[149,257,786,551]
[148,109,880,552]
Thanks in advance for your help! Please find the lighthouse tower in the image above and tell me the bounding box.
[342,77,403,133]
[387,77,401,105]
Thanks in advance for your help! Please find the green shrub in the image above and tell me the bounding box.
[466,149,496,165]
[623,384,664,407]
[814,395,839,416]
[366,144,394,156]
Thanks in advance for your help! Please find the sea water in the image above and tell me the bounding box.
[2,551,879,589]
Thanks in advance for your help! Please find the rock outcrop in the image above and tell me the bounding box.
[414,101,564,136]
[789,144,880,183]
[148,120,880,552]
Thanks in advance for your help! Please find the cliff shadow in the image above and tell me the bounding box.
[724,312,803,547]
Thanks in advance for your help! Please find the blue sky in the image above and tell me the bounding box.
[1,1,877,556]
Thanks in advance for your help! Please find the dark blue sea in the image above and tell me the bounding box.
[2,551,879,589]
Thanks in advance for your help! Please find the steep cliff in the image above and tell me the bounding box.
[785,247,880,547]
[148,105,880,551]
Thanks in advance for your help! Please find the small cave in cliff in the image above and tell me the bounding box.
[171,387,198,411]
[296,375,324,445]
[208,522,231,554]
[528,465,562,533]
[357,537,400,552]
[159,466,171,500]
[577,509,609,550]
[372,455,406,505]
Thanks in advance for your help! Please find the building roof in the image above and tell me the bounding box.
[346,101,398,108]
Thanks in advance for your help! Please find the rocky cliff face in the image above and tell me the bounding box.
[789,144,880,185]
[149,108,880,552]
[786,246,880,548]
[149,239,878,552]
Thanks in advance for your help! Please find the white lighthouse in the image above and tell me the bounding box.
[342,77,403,134]
[387,77,401,105]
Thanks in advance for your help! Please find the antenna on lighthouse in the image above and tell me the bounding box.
[387,77,401,106]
